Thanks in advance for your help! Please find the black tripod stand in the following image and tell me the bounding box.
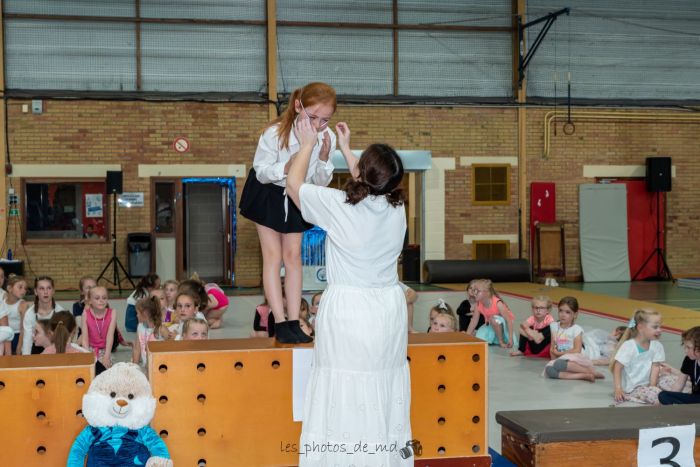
[97,192,135,293]
[632,191,672,281]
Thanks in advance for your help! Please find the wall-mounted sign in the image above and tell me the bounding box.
[173,136,190,153]
[118,192,144,208]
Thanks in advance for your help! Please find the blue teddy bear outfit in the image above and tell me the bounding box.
[67,425,170,466]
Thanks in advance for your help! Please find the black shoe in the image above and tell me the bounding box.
[288,320,313,344]
[274,321,298,344]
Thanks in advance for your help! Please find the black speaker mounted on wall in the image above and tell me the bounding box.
[645,157,671,192]
[106,170,123,194]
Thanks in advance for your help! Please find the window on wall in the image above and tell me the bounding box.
[472,164,510,205]
[23,180,108,241]
[472,241,509,260]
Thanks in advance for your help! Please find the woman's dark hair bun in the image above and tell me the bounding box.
[344,143,405,207]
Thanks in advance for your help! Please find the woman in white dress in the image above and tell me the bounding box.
[287,118,412,467]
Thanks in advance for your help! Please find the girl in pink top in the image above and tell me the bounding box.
[466,279,515,348]
[80,286,116,368]
[204,283,229,327]
[511,295,555,357]
[41,311,88,354]
[251,297,272,338]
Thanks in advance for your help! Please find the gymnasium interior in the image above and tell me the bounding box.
[1,1,699,466]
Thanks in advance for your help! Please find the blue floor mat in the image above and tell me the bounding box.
[489,447,516,466]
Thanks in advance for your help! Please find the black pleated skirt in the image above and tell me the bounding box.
[239,168,313,233]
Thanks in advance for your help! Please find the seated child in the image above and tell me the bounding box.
[80,286,117,369]
[21,275,66,355]
[456,279,480,332]
[612,309,667,404]
[430,312,457,333]
[125,273,160,332]
[581,325,627,365]
[33,319,53,351]
[150,288,167,316]
[72,276,97,340]
[2,274,30,354]
[162,279,179,324]
[309,292,322,328]
[179,275,229,329]
[427,299,457,333]
[511,295,554,358]
[41,312,89,354]
[132,297,167,367]
[300,298,310,323]
[658,326,700,405]
[254,288,287,338]
[252,297,273,338]
[467,279,516,348]
[182,318,209,340]
[545,296,604,383]
[170,291,206,340]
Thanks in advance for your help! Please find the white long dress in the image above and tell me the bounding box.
[298,183,412,467]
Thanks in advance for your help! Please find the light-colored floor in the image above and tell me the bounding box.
[64,285,691,454]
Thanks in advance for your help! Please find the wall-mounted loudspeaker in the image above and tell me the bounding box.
[645,157,671,192]
[106,171,123,194]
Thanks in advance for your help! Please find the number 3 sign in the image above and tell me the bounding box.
[638,424,696,467]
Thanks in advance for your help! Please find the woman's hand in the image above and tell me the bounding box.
[295,115,317,149]
[319,132,331,161]
[335,122,351,150]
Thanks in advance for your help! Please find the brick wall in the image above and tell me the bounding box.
[6,99,267,289]
[6,100,700,290]
[526,108,700,279]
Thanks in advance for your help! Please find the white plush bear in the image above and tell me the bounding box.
[67,362,173,467]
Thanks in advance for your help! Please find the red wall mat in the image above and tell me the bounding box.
[616,180,664,280]
[530,182,556,255]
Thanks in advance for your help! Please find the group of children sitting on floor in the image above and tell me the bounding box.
[426,278,700,405]
[0,269,228,375]
[1,266,697,406]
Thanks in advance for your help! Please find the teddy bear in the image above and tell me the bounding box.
[67,362,173,467]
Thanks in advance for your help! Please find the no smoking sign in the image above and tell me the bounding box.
[173,136,190,153]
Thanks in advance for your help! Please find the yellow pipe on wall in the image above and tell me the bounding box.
[543,110,700,159]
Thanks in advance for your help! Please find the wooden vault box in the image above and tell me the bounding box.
[149,332,489,466]
[497,405,700,466]
[0,353,95,466]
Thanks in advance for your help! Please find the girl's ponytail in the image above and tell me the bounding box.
[49,311,77,354]
[608,308,660,371]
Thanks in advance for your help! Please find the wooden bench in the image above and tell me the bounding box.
[497,406,700,466]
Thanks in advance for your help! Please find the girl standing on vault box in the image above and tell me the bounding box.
[239,82,337,344]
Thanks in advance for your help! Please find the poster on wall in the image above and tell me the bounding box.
[85,194,103,218]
